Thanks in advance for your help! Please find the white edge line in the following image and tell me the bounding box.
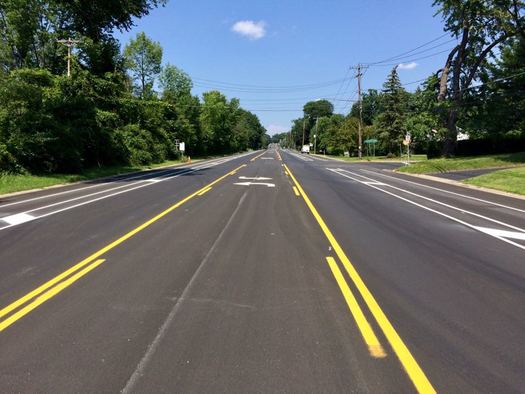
[359,168,525,214]
[339,169,525,234]
[328,169,525,251]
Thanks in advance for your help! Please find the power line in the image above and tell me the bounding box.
[367,48,454,68]
[363,32,451,65]
[191,76,352,92]
[368,39,456,66]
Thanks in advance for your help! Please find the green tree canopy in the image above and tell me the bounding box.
[375,66,408,153]
[303,99,334,120]
[433,0,525,155]
[159,64,193,101]
[124,32,162,99]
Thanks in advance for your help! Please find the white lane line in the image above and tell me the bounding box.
[0,151,254,210]
[328,169,525,251]
[363,181,387,186]
[0,152,257,232]
[238,176,272,180]
[474,227,525,241]
[337,169,525,234]
[13,167,198,216]
[2,213,36,225]
[261,157,274,160]
[0,167,181,210]
[234,182,275,188]
[286,151,314,162]
[0,165,216,232]
[359,168,525,214]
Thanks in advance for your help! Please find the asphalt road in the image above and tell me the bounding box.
[0,149,524,393]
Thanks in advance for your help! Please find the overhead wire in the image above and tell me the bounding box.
[363,32,451,65]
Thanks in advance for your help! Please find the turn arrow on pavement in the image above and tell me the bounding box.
[233,182,275,188]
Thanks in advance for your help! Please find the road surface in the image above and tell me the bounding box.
[0,149,524,393]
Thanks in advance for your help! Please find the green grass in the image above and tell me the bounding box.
[397,152,525,174]
[0,159,187,195]
[320,154,426,162]
[464,167,525,196]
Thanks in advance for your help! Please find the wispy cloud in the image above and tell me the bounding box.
[231,20,266,40]
[398,62,418,70]
[267,124,288,135]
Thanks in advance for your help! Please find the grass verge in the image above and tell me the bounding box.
[463,167,525,196]
[0,159,186,196]
[322,154,426,162]
[397,152,525,174]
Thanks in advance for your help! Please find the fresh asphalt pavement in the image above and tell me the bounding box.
[0,148,524,393]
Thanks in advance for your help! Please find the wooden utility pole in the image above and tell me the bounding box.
[301,118,306,148]
[57,38,80,77]
[351,64,368,158]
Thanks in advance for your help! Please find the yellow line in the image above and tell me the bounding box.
[284,164,435,394]
[292,186,300,196]
[198,187,212,196]
[326,257,386,358]
[0,259,106,332]
[250,151,266,162]
[0,164,246,331]
[284,171,290,176]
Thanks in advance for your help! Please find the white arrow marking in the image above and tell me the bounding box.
[238,176,273,181]
[473,226,525,241]
[234,182,275,188]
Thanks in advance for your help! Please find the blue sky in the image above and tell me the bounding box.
[115,0,450,135]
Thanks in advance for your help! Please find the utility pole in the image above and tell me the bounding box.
[314,117,319,154]
[350,64,368,159]
[57,38,80,77]
[301,118,306,148]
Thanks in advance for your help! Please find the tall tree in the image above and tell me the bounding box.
[434,0,525,156]
[375,66,407,153]
[350,89,383,125]
[199,91,240,154]
[303,99,334,119]
[159,64,192,101]
[123,31,162,98]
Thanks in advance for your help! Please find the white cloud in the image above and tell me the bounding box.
[232,20,266,40]
[398,62,418,70]
[267,124,288,135]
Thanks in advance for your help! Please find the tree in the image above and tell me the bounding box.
[434,0,525,156]
[375,66,407,153]
[159,64,193,101]
[199,91,240,154]
[303,99,334,119]
[52,0,167,40]
[123,32,162,99]
[350,89,383,125]
[0,0,166,73]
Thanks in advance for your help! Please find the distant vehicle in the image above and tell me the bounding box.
[301,145,310,154]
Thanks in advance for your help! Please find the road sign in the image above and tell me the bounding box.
[179,142,185,152]
[364,139,378,144]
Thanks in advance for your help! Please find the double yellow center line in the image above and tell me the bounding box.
[0,164,246,332]
[284,164,435,394]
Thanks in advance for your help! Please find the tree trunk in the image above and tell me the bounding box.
[443,107,458,157]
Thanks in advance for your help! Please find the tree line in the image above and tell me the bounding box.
[0,0,269,174]
[276,0,525,157]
